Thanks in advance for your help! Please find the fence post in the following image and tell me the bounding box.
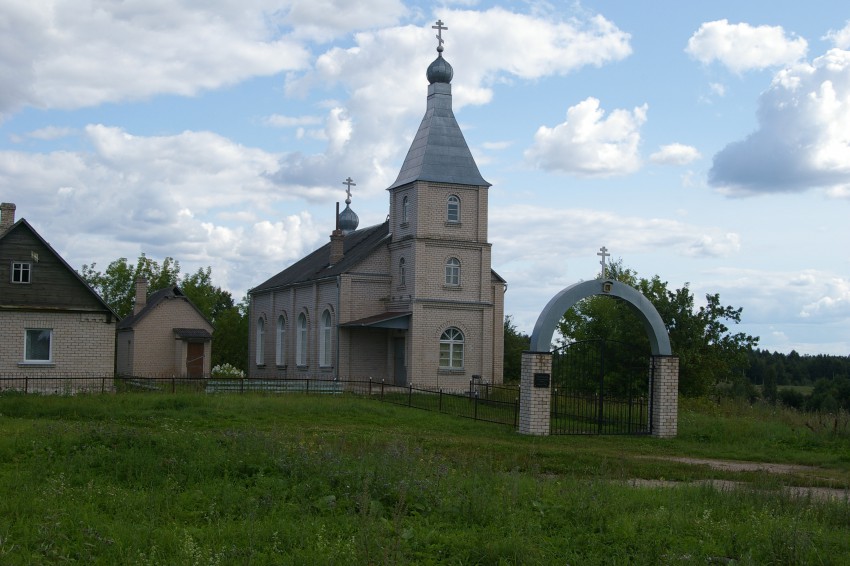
[381,379,384,401]
[439,389,443,412]
[171,376,176,394]
[514,396,519,429]
[408,384,412,407]
[368,377,372,397]
[25,375,28,393]
[306,377,310,394]
[474,391,479,420]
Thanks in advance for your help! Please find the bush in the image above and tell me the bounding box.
[210,363,244,379]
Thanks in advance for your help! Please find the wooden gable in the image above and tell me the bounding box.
[0,220,115,316]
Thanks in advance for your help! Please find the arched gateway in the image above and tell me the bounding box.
[519,278,679,438]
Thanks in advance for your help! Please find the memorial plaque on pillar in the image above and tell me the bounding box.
[533,373,550,388]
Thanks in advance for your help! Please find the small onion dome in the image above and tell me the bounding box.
[426,54,453,84]
[338,203,359,234]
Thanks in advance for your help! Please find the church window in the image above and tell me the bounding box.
[276,315,286,366]
[320,310,333,367]
[402,195,409,223]
[255,318,265,365]
[447,195,460,223]
[399,257,406,286]
[439,327,464,369]
[12,262,31,284]
[296,313,308,366]
[445,257,460,286]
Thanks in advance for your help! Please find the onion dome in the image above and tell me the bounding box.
[338,202,359,234]
[427,54,453,84]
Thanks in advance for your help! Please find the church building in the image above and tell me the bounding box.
[248,22,505,389]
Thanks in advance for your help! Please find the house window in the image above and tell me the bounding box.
[276,315,286,366]
[297,313,308,366]
[439,327,464,369]
[445,257,460,286]
[447,195,460,223]
[24,329,52,363]
[255,318,265,365]
[402,195,409,223]
[12,262,31,284]
[399,257,406,286]
[319,310,333,367]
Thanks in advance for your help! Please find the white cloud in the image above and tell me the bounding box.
[709,48,850,195]
[22,126,75,141]
[0,125,329,297]
[650,143,701,165]
[824,21,850,49]
[0,0,312,116]
[524,97,647,176]
[686,19,807,73]
[285,0,408,42]
[264,114,323,128]
[274,8,632,195]
[686,233,740,257]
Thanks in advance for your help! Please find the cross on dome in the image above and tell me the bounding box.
[342,177,356,204]
[432,19,448,52]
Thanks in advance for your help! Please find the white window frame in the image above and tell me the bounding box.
[447,195,460,223]
[319,310,333,367]
[255,318,265,365]
[402,195,409,223]
[439,327,464,369]
[296,313,308,366]
[399,257,406,287]
[276,315,286,366]
[24,328,53,363]
[12,262,31,284]
[445,257,460,286]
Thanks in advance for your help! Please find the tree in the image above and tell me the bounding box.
[557,260,759,397]
[503,315,530,382]
[181,266,234,322]
[81,254,180,318]
[211,296,249,372]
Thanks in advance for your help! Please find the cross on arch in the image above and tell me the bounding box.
[597,246,610,279]
[432,20,448,50]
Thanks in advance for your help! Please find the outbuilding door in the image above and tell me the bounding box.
[186,342,205,378]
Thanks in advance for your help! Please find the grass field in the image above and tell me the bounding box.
[0,392,848,564]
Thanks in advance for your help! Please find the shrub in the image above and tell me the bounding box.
[210,363,244,379]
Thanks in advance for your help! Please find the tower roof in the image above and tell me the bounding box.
[387,22,489,190]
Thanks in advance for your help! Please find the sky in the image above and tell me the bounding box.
[2,0,849,356]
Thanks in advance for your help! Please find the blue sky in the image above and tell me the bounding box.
[2,1,849,355]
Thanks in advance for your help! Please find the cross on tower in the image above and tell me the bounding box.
[342,177,356,204]
[432,20,448,52]
[597,246,610,279]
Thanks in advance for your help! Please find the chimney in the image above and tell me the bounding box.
[329,202,344,265]
[134,276,148,315]
[0,203,16,232]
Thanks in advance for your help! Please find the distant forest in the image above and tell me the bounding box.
[743,350,850,412]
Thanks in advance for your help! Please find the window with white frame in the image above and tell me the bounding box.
[25,329,52,363]
[12,262,31,284]
[402,195,409,223]
[439,327,464,369]
[276,315,286,366]
[255,318,265,365]
[447,195,460,223]
[445,257,460,286]
[297,313,308,366]
[399,257,406,286]
[320,310,333,367]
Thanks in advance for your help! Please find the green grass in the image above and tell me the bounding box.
[0,393,848,564]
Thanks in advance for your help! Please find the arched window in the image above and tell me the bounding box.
[447,195,460,222]
[255,318,265,365]
[319,310,333,367]
[402,195,409,223]
[445,257,460,286]
[439,327,464,369]
[276,315,286,366]
[296,313,308,366]
[399,257,406,286]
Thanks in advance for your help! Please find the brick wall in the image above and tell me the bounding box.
[0,311,115,377]
[518,351,552,435]
[651,356,679,438]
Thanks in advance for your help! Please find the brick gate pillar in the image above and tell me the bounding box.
[519,351,552,436]
[651,355,679,438]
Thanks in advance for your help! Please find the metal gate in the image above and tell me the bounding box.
[550,339,652,435]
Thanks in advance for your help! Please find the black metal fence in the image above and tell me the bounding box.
[0,374,520,429]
